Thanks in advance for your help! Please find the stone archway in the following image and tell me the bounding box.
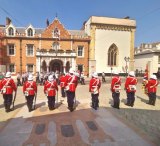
[49,59,63,73]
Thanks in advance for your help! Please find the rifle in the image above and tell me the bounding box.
[33,93,37,109]
[12,90,17,110]
[56,90,58,104]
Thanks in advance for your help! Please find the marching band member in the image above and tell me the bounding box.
[89,72,101,110]
[0,72,17,112]
[110,71,121,109]
[23,74,37,112]
[124,71,137,107]
[146,74,159,106]
[64,68,78,112]
[44,75,58,110]
[59,73,66,97]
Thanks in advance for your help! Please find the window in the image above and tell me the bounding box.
[53,27,60,38]
[9,64,15,72]
[8,27,14,36]
[77,46,84,57]
[27,64,34,73]
[27,28,33,36]
[52,42,60,50]
[108,44,118,66]
[8,44,15,56]
[78,64,83,72]
[27,44,34,56]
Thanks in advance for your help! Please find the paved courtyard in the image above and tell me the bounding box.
[0,77,160,146]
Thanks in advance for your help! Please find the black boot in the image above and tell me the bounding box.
[116,102,120,109]
[6,105,13,113]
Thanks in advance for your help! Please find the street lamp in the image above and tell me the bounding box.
[124,56,130,76]
[110,66,113,78]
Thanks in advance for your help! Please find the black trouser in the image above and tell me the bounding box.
[126,92,135,106]
[112,92,120,108]
[61,87,65,97]
[148,92,156,105]
[47,96,55,109]
[22,78,25,85]
[66,91,75,109]
[17,79,21,86]
[91,93,99,109]
[3,94,13,111]
[25,95,34,111]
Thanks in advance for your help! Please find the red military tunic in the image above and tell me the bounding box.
[59,75,66,88]
[111,76,121,92]
[0,77,17,94]
[125,76,137,93]
[146,79,158,93]
[89,77,101,94]
[65,74,78,92]
[44,80,58,96]
[23,81,37,96]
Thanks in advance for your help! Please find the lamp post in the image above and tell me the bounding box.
[110,66,113,78]
[124,56,130,77]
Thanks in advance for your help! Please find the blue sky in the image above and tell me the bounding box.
[0,0,160,47]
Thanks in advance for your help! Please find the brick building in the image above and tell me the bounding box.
[0,17,90,75]
[0,16,136,76]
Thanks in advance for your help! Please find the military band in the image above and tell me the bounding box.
[0,70,159,113]
[111,71,121,109]
[89,72,101,110]
[0,72,17,112]
[124,71,138,107]
[44,75,58,110]
[23,74,37,112]
[64,68,78,112]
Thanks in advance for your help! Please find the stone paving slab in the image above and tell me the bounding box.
[0,79,160,146]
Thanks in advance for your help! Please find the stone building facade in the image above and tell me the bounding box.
[84,16,136,75]
[0,16,136,76]
[134,42,160,75]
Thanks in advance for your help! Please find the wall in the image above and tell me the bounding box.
[95,29,131,73]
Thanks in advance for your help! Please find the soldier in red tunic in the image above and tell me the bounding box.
[59,73,66,97]
[146,74,159,106]
[23,74,37,112]
[64,68,78,112]
[89,72,101,110]
[44,75,58,110]
[0,72,17,112]
[110,71,121,109]
[124,71,137,107]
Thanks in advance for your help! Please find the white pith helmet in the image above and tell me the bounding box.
[129,71,135,77]
[69,68,75,74]
[48,75,54,81]
[150,74,157,80]
[93,72,98,78]
[5,72,11,78]
[28,74,33,81]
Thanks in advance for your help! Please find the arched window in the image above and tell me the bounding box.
[27,28,33,36]
[108,44,118,66]
[8,27,14,36]
[52,27,60,38]
[52,42,60,50]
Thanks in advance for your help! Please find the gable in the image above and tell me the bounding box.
[41,18,70,38]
